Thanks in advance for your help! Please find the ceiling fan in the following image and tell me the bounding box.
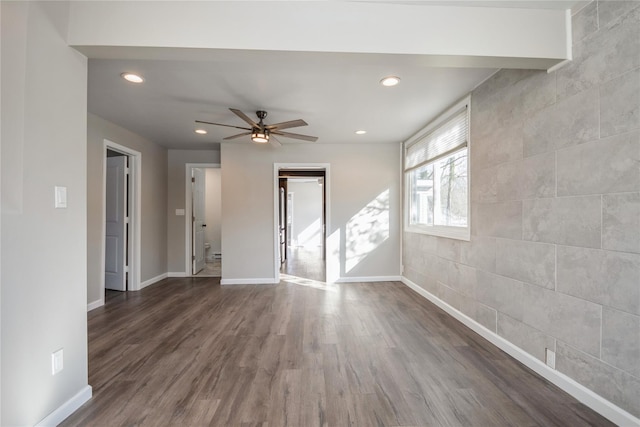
[196,108,318,147]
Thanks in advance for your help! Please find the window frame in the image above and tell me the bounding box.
[403,95,471,241]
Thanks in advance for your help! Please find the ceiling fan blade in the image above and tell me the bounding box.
[270,136,283,148]
[265,119,308,131]
[272,130,318,142]
[229,108,260,128]
[195,120,251,131]
[223,132,252,140]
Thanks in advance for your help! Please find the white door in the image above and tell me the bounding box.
[105,156,127,291]
[192,168,206,274]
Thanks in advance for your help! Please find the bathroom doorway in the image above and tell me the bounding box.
[186,164,221,277]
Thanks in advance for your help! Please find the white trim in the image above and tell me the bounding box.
[168,272,188,278]
[35,385,92,427]
[274,163,331,284]
[399,143,405,277]
[400,276,640,427]
[87,299,104,312]
[334,275,402,283]
[101,140,142,297]
[184,163,221,276]
[547,58,572,74]
[220,278,279,285]
[140,272,167,289]
[546,10,571,73]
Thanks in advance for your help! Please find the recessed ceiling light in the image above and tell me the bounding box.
[194,129,207,135]
[380,76,400,87]
[355,130,367,135]
[121,72,144,83]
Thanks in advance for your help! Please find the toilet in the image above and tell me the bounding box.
[204,242,211,261]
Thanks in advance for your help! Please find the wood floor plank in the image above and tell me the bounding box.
[60,278,614,427]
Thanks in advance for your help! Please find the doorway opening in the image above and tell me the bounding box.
[276,167,328,282]
[185,164,222,277]
[101,140,141,305]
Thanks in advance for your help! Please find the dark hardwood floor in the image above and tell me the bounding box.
[61,278,613,426]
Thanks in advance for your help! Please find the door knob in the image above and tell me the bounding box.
[202,224,207,227]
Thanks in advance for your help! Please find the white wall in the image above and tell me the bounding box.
[204,168,222,257]
[1,2,90,424]
[87,113,168,305]
[288,180,322,248]
[221,143,401,283]
[167,150,220,273]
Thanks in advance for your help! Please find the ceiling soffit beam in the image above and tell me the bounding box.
[67,1,571,71]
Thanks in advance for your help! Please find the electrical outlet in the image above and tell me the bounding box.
[52,349,64,375]
[545,348,555,369]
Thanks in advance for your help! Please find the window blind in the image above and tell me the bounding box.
[405,106,468,171]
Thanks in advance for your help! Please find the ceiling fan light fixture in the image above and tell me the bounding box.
[380,76,400,87]
[121,72,144,83]
[251,129,270,143]
[194,129,207,135]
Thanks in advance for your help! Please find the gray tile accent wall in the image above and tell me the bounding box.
[602,308,640,377]
[603,192,640,254]
[557,342,640,415]
[495,239,555,289]
[556,4,639,101]
[497,313,555,362]
[572,1,598,43]
[600,69,640,137]
[521,284,602,357]
[557,245,640,316]
[523,87,599,157]
[522,196,602,248]
[556,131,640,196]
[403,1,640,417]
[475,201,523,239]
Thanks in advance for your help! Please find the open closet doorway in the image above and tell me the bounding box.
[277,167,328,282]
[101,140,141,304]
[186,164,222,277]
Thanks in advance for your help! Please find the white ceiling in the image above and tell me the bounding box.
[86,0,585,150]
[88,50,495,149]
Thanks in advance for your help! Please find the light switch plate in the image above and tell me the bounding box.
[175,209,185,216]
[55,186,67,209]
[52,348,64,375]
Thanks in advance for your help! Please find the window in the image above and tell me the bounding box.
[404,96,470,240]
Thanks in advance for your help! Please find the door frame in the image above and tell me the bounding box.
[273,163,330,282]
[100,139,141,300]
[185,163,221,276]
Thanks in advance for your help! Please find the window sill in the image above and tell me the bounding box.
[405,225,470,242]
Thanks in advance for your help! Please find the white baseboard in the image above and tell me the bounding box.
[400,276,640,427]
[35,385,92,427]
[167,272,188,278]
[87,299,104,312]
[220,278,278,285]
[334,275,402,283]
[140,272,168,289]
